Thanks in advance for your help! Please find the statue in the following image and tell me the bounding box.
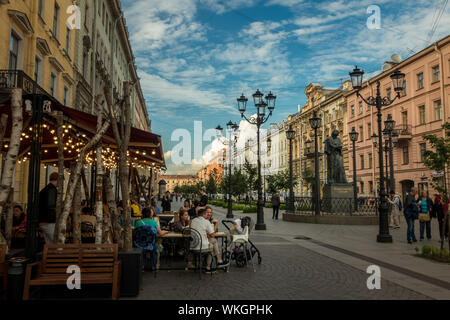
[324,130,347,184]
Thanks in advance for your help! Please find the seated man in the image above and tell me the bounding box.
[190,208,226,273]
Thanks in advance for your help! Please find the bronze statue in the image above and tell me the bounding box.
[324,130,347,184]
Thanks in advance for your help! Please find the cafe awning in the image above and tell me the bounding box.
[0,99,165,170]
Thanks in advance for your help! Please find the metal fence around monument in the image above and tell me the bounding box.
[291,197,378,216]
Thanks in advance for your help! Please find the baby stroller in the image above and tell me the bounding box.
[222,217,262,268]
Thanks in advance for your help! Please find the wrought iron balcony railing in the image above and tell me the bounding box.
[0,69,47,95]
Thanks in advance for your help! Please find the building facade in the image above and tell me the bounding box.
[0,0,153,206]
[161,175,199,193]
[287,81,351,197]
[197,151,225,186]
[346,35,450,200]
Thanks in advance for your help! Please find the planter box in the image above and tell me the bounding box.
[118,248,143,297]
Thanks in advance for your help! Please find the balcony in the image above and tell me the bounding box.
[0,70,59,105]
[394,124,412,141]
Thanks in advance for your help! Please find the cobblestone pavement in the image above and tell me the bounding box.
[131,199,435,300]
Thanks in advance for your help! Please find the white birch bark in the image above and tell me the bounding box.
[53,111,65,243]
[55,119,111,244]
[72,173,81,244]
[0,89,23,248]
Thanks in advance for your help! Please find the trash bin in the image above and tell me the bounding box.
[8,257,29,301]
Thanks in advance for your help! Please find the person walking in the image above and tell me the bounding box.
[388,191,401,229]
[38,172,58,244]
[161,191,172,212]
[404,187,418,244]
[271,191,281,220]
[432,193,448,242]
[417,190,433,241]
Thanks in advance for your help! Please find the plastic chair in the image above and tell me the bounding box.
[229,226,256,272]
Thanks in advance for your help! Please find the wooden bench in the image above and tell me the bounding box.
[0,244,7,300]
[23,243,122,300]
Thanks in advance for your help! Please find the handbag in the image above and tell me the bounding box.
[418,213,430,222]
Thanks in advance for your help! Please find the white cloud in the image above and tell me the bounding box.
[266,0,304,7]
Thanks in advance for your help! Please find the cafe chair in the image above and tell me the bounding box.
[184,228,213,279]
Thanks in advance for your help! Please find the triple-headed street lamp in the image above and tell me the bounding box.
[349,127,359,212]
[237,90,277,230]
[349,66,405,243]
[286,125,296,213]
[309,111,322,216]
[216,121,240,219]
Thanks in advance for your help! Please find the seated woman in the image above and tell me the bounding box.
[135,208,165,235]
[177,200,191,215]
[151,199,161,215]
[174,209,190,232]
[12,205,27,237]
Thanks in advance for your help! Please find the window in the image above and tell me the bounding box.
[360,154,364,169]
[367,123,371,139]
[369,181,373,194]
[432,65,440,82]
[38,0,44,17]
[84,4,89,29]
[34,56,42,85]
[359,126,364,141]
[417,72,424,89]
[65,26,71,54]
[402,111,408,127]
[50,72,57,97]
[420,143,427,162]
[360,182,364,194]
[53,3,60,39]
[434,100,442,121]
[63,86,69,105]
[386,88,392,101]
[82,52,88,78]
[418,105,426,125]
[402,146,409,165]
[9,33,20,70]
[401,80,407,97]
[350,105,355,117]
[359,101,363,114]
[368,153,373,169]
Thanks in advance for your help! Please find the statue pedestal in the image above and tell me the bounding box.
[322,184,354,214]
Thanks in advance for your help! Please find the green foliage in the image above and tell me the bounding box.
[243,160,258,192]
[265,203,273,208]
[302,167,315,189]
[280,204,286,210]
[243,206,257,213]
[205,174,218,195]
[423,122,450,196]
[266,169,298,193]
[297,205,312,211]
[421,245,431,256]
[221,168,249,197]
[232,204,245,211]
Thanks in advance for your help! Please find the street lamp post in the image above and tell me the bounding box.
[350,66,405,243]
[286,125,295,213]
[237,90,277,230]
[216,122,240,219]
[349,127,359,212]
[309,111,322,216]
[384,114,396,193]
[383,130,390,193]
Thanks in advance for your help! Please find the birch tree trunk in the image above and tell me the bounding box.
[105,81,133,251]
[72,174,82,244]
[104,170,122,246]
[0,114,9,151]
[55,119,111,244]
[95,101,104,244]
[0,89,23,246]
[81,167,90,204]
[53,111,65,243]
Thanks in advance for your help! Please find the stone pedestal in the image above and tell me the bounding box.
[322,184,353,214]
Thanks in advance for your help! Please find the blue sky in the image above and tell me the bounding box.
[121,0,450,174]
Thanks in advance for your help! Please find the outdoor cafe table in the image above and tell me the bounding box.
[156,231,228,271]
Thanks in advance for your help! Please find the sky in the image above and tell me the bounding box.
[121,0,450,175]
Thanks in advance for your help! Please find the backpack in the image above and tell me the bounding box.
[134,225,158,270]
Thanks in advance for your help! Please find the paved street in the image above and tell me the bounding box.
[131,199,449,300]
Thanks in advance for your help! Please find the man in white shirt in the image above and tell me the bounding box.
[190,208,226,273]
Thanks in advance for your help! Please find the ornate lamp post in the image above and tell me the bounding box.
[350,66,405,243]
[216,121,240,219]
[237,90,276,230]
[265,137,272,204]
[384,114,396,193]
[286,125,295,213]
[309,111,322,216]
[349,127,359,212]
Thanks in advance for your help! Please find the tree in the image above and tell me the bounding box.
[205,173,218,195]
[266,170,298,194]
[243,160,258,192]
[423,122,450,251]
